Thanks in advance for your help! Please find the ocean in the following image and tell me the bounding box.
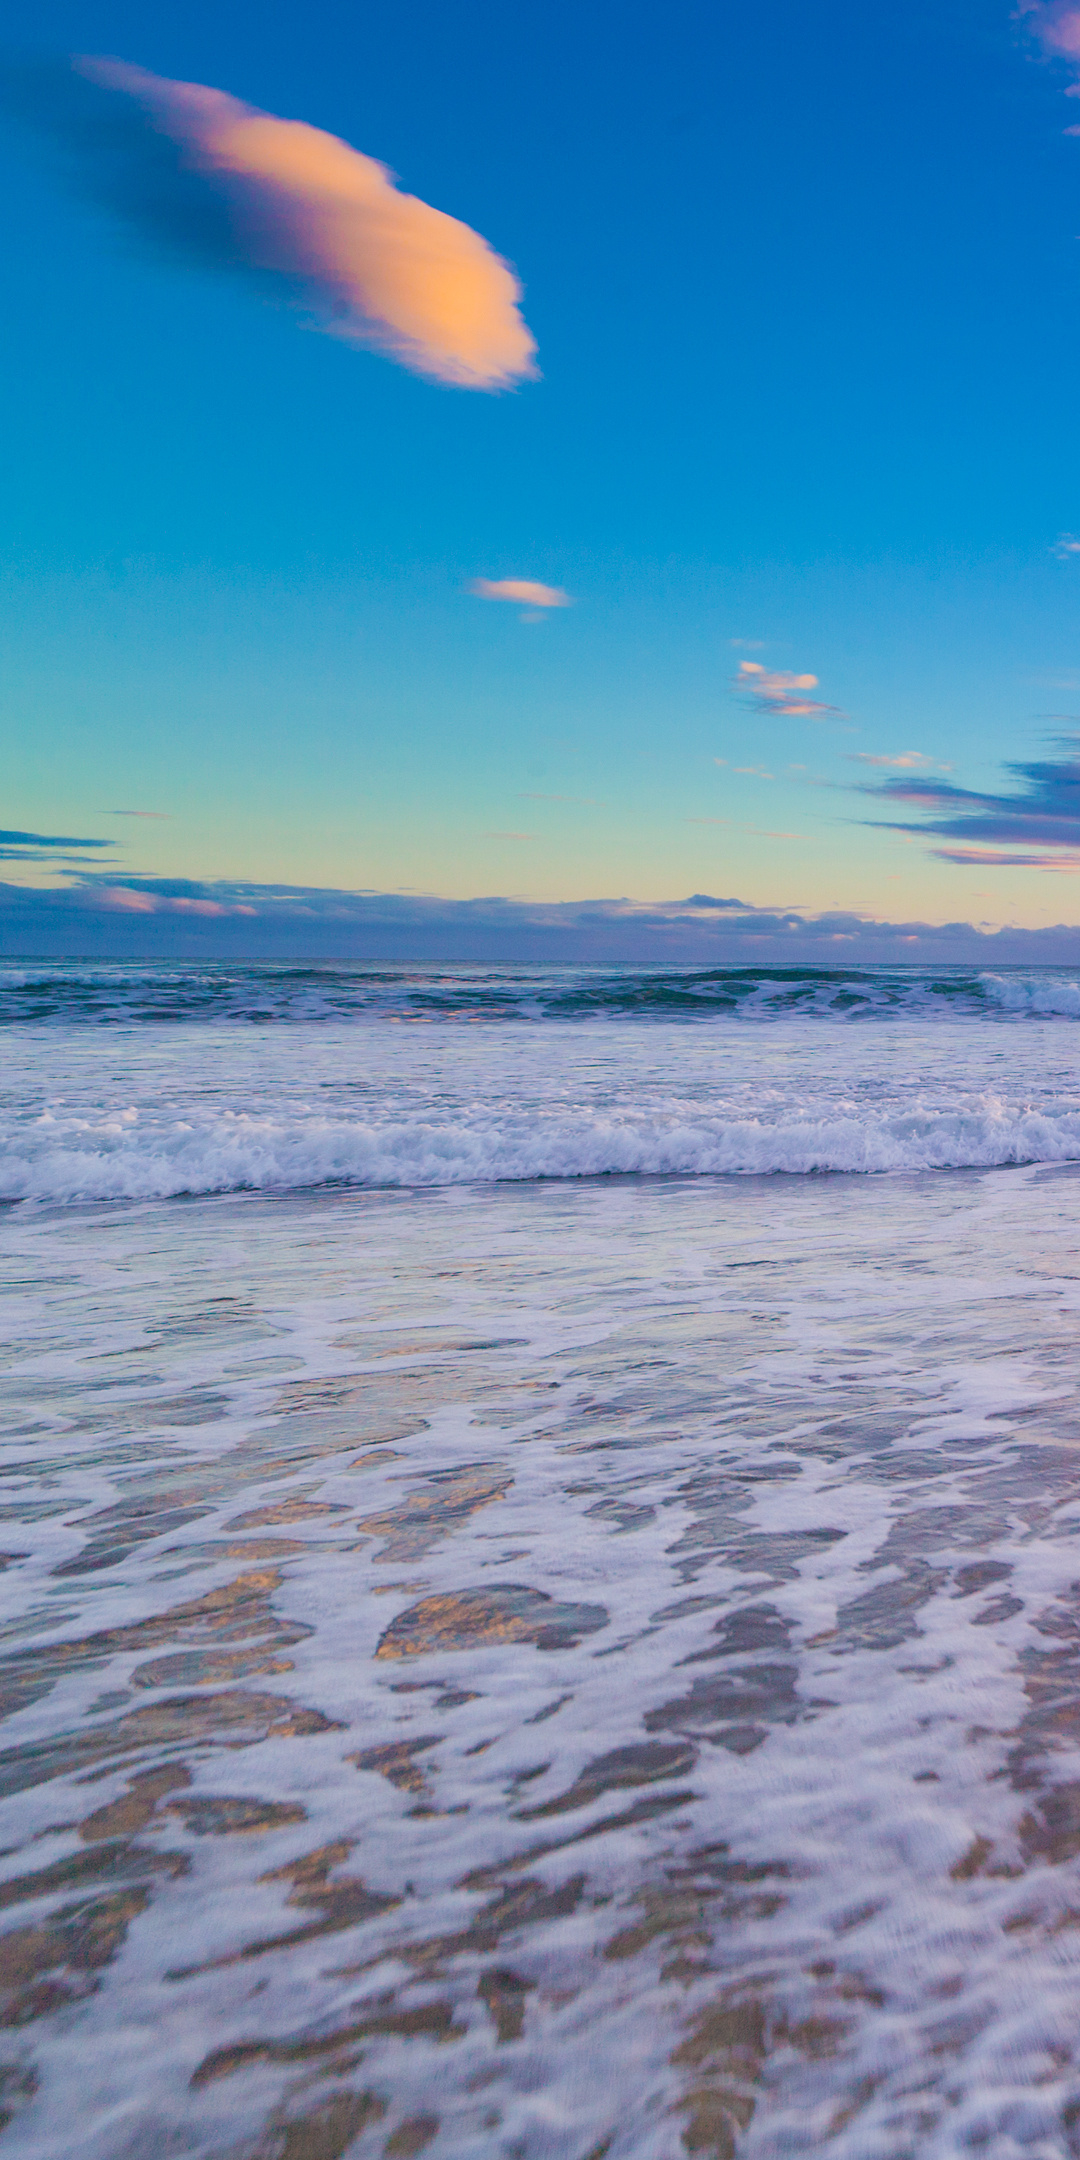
[5,959,1080,2157]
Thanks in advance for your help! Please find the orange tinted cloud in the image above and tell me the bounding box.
[734,660,839,718]
[470,579,572,607]
[74,57,537,390]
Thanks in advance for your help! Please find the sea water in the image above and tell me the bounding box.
[4,963,1080,2156]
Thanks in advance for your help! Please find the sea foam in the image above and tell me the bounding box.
[6,959,1080,1027]
[5,1093,1080,1200]
[6,961,1080,1204]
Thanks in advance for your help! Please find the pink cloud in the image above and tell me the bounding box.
[470,579,572,608]
[1022,1,1080,60]
[95,888,233,915]
[733,660,840,719]
[97,886,158,912]
[74,58,537,390]
[930,846,1080,870]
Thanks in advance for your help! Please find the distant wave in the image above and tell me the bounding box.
[6,1094,1080,1201]
[6,960,1080,1026]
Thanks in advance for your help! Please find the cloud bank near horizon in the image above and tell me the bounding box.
[3,875,1079,965]
[7,56,537,389]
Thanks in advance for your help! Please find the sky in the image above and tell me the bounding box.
[7,0,1080,958]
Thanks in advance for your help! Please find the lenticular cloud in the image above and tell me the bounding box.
[73,57,537,390]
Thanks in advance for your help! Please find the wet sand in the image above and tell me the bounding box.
[3,1167,1080,2156]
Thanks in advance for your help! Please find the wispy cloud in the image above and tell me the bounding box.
[861,736,1080,865]
[111,808,172,819]
[929,846,1080,870]
[732,660,840,719]
[847,751,936,770]
[0,829,111,847]
[8,57,536,390]
[0,826,116,865]
[1054,532,1080,558]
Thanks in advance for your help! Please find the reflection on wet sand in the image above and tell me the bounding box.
[6,1172,1080,2152]
[374,1586,609,1660]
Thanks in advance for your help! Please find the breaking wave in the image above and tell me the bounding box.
[6,1094,1080,1201]
[5,961,1080,1026]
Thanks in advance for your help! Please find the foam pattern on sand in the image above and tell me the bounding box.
[5,1167,1080,2155]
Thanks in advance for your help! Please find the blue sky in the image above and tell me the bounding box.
[7,0,1080,952]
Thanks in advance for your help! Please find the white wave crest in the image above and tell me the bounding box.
[6,1095,1080,1202]
[980,973,1080,1017]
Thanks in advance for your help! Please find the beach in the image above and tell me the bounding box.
[4,962,1080,2156]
